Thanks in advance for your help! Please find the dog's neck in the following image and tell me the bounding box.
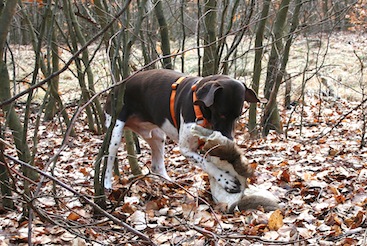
[170,77,211,130]
[191,79,211,129]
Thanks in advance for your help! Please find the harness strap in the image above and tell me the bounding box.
[191,80,210,128]
[191,79,211,149]
[170,77,211,151]
[170,76,186,128]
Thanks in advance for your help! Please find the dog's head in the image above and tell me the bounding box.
[194,77,264,139]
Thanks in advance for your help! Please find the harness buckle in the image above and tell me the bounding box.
[195,117,204,124]
[172,83,179,90]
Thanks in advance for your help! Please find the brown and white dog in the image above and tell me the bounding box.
[104,69,262,193]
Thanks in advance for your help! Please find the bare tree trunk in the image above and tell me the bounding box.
[93,0,122,209]
[284,72,292,109]
[18,1,74,136]
[221,0,255,75]
[44,28,59,120]
[196,0,202,75]
[248,0,271,138]
[361,106,366,149]
[202,0,217,76]
[120,0,146,177]
[262,0,302,136]
[62,0,103,134]
[262,0,291,136]
[180,0,186,73]
[0,1,17,59]
[44,4,59,120]
[0,125,14,210]
[0,1,38,182]
[1,3,37,213]
[354,50,367,149]
[0,61,36,218]
[154,0,172,69]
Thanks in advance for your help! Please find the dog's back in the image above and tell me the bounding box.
[105,69,182,125]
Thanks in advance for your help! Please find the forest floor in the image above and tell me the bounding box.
[1,32,367,245]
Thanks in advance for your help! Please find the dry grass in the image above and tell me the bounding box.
[7,32,367,104]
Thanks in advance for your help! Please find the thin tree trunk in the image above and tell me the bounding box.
[196,0,202,75]
[361,105,366,149]
[44,28,59,120]
[0,61,35,218]
[63,0,94,131]
[262,0,291,136]
[44,4,59,120]
[22,0,50,182]
[249,0,271,138]
[18,1,74,135]
[0,1,37,183]
[180,0,186,73]
[93,0,124,209]
[121,0,147,176]
[0,1,17,60]
[62,0,103,133]
[216,0,229,73]
[0,125,14,210]
[222,0,255,75]
[284,72,292,109]
[154,0,172,69]
[70,1,103,133]
[202,0,217,76]
[0,5,39,221]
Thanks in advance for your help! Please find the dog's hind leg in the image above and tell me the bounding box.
[104,119,125,189]
[144,128,171,180]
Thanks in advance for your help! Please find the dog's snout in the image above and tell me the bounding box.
[223,131,234,140]
[216,125,234,140]
[216,120,236,140]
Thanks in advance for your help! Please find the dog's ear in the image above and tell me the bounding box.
[244,84,268,103]
[194,82,223,107]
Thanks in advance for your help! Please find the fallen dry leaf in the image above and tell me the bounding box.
[67,212,81,221]
[129,210,147,231]
[268,209,284,231]
[345,211,365,229]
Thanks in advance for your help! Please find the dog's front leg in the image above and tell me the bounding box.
[180,146,241,193]
[179,124,241,193]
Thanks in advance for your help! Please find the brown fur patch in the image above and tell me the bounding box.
[202,139,253,178]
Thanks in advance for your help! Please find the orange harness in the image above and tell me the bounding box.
[191,82,209,127]
[170,77,186,128]
[170,77,209,129]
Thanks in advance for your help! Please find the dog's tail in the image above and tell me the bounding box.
[228,195,279,213]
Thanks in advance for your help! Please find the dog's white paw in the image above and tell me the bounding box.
[104,178,112,190]
[152,169,172,181]
[160,173,172,181]
[214,171,241,193]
